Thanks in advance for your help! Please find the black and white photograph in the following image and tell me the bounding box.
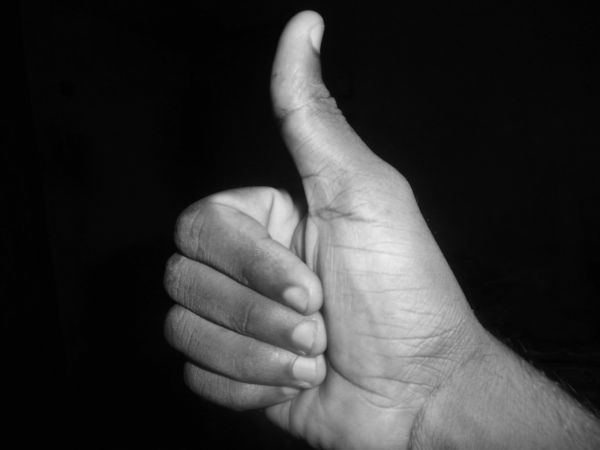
[5,1,600,448]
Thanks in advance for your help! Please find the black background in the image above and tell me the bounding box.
[4,0,600,448]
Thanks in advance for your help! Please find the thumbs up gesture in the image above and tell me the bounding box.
[165,11,491,449]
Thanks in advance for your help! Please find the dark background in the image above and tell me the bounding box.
[4,0,600,448]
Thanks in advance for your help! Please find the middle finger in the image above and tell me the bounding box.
[164,254,327,356]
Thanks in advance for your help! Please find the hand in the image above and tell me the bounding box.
[165,11,495,449]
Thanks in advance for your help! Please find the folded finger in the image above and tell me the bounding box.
[164,305,326,389]
[175,187,322,314]
[183,362,299,411]
[164,254,326,356]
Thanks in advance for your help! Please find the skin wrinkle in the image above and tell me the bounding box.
[356,383,417,411]
[368,373,437,391]
[363,342,452,364]
[272,58,341,121]
[185,364,208,399]
[345,293,434,317]
[331,243,416,259]
[325,183,372,211]
[266,189,296,247]
[182,313,203,362]
[276,91,342,128]
[192,206,244,280]
[164,253,184,300]
[360,317,443,334]
[314,206,377,224]
[188,205,209,262]
[325,202,372,223]
[366,237,427,248]
[283,116,347,170]
[328,362,394,400]
[353,329,457,342]
[179,261,194,305]
[194,200,280,277]
[302,166,350,205]
[300,166,332,187]
[235,336,272,383]
[233,294,256,337]
[353,287,428,295]
[325,186,401,222]
[336,268,410,277]
[263,189,277,240]
[342,300,469,396]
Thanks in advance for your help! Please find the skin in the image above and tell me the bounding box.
[164,11,600,450]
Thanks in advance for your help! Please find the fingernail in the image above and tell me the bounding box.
[291,320,316,354]
[283,286,309,313]
[292,356,318,388]
[309,22,324,54]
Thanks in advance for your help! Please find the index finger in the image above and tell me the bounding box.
[175,187,322,314]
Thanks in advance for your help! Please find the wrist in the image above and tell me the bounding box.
[408,332,509,449]
[409,332,600,450]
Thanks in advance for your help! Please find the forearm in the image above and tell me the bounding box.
[410,334,600,450]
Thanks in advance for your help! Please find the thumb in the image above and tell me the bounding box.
[271,11,384,208]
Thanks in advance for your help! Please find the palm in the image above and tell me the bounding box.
[266,177,478,449]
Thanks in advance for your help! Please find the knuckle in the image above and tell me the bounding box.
[163,304,188,346]
[184,364,234,408]
[275,66,339,118]
[182,318,204,357]
[174,198,213,255]
[315,165,417,223]
[164,306,205,359]
[230,350,252,381]
[182,362,198,389]
[231,299,257,336]
[182,362,206,394]
[163,253,187,299]
[174,204,194,251]
[224,384,246,411]
[183,363,257,412]
[280,98,343,145]
[264,345,289,375]
[231,340,263,381]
